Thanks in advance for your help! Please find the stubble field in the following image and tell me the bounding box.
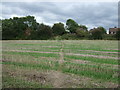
[2,40,119,88]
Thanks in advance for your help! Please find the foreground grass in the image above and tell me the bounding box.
[2,60,118,83]
[2,40,119,88]
[3,51,59,58]
[3,74,52,88]
[4,64,118,88]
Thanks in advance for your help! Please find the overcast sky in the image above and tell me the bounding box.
[1,1,118,31]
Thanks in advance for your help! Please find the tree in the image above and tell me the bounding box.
[97,26,106,34]
[2,15,38,40]
[2,18,16,40]
[89,27,106,40]
[79,25,88,31]
[75,25,88,38]
[66,19,79,33]
[52,22,66,36]
[76,29,89,38]
[115,29,120,40]
[0,19,1,40]
[22,15,39,39]
[12,17,28,39]
[23,15,38,31]
[36,23,53,40]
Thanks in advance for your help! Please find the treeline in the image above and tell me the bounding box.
[1,15,120,40]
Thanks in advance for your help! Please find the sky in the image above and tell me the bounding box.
[1,0,119,32]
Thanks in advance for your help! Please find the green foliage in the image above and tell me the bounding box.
[89,27,106,40]
[35,23,53,40]
[2,16,54,40]
[66,19,79,33]
[52,22,66,36]
[103,34,116,40]
[51,36,62,40]
[75,29,89,38]
[79,25,88,31]
[97,26,107,34]
[2,16,118,40]
[90,29,102,39]
[61,33,78,40]
[2,19,17,39]
[115,29,120,40]
[2,15,38,40]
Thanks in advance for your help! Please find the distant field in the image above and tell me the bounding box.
[2,40,119,88]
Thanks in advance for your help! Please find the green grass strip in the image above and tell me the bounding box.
[62,62,119,83]
[62,67,118,83]
[64,47,120,52]
[2,61,54,70]
[63,61,119,72]
[2,60,60,71]
[64,55,118,65]
[20,48,60,52]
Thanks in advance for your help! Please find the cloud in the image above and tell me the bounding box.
[1,2,118,30]
[2,0,119,2]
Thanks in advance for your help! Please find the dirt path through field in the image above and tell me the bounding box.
[59,41,64,64]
